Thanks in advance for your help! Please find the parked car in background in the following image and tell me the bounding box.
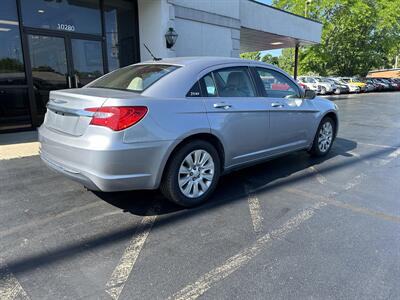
[313,77,336,95]
[374,78,392,91]
[341,77,367,92]
[39,57,339,207]
[366,78,383,91]
[332,77,360,93]
[360,79,376,92]
[297,76,321,93]
[391,78,400,90]
[384,78,400,91]
[327,78,350,94]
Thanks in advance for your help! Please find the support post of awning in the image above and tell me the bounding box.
[293,43,299,80]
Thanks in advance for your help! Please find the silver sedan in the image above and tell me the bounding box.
[39,57,338,206]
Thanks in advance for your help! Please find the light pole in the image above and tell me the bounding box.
[305,0,312,18]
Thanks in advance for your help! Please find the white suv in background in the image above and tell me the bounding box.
[298,76,335,95]
[297,76,320,93]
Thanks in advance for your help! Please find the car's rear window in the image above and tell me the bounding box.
[87,64,179,92]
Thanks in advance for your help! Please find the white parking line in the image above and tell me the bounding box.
[0,260,30,300]
[344,173,366,191]
[245,185,264,234]
[308,166,327,185]
[105,204,160,300]
[357,142,398,149]
[377,147,400,167]
[170,201,326,300]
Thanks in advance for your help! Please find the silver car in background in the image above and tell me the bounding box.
[39,57,339,207]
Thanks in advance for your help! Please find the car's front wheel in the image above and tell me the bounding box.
[309,117,335,157]
[161,140,221,207]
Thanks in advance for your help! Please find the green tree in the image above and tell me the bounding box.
[273,0,400,76]
[240,51,261,60]
[261,54,280,66]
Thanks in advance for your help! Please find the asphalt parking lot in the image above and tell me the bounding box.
[1,92,399,300]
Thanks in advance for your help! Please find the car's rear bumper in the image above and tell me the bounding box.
[39,125,172,192]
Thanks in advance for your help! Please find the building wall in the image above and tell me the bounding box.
[137,0,321,61]
[367,69,400,78]
[137,0,176,61]
[138,0,241,61]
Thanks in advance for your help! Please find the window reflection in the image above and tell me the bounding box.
[71,39,104,87]
[0,88,31,130]
[20,0,101,35]
[104,0,138,71]
[0,0,26,85]
[28,35,68,117]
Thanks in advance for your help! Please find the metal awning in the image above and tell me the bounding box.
[240,0,322,52]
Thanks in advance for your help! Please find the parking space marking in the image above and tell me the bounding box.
[343,173,366,191]
[357,142,398,149]
[0,142,39,160]
[170,201,326,300]
[0,260,30,300]
[377,147,400,167]
[287,188,400,224]
[105,204,160,300]
[245,185,264,234]
[308,166,327,185]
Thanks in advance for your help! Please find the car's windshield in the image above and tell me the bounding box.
[87,64,179,92]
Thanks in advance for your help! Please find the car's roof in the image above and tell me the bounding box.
[139,56,276,69]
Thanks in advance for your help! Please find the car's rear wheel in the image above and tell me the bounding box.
[309,117,335,157]
[161,140,221,207]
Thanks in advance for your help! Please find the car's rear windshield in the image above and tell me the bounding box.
[87,64,179,92]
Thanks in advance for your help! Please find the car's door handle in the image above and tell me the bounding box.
[271,102,284,108]
[213,103,232,110]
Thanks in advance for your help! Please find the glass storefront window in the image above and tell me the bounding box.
[0,0,26,85]
[0,88,31,130]
[71,39,104,87]
[20,0,102,35]
[104,0,138,71]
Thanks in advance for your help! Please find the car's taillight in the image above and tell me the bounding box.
[84,106,148,131]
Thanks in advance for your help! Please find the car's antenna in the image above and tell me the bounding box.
[143,44,162,61]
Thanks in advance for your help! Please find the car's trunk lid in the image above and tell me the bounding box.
[44,88,133,136]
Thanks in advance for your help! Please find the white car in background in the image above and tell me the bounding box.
[298,76,334,95]
[297,76,320,93]
[313,77,336,95]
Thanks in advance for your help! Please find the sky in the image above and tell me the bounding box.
[257,0,274,5]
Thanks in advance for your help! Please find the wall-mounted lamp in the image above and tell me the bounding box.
[165,27,178,49]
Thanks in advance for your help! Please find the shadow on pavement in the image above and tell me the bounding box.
[5,137,400,276]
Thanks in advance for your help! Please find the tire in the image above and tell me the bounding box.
[320,87,326,95]
[309,117,335,157]
[160,140,221,207]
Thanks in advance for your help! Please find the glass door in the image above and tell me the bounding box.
[27,34,69,119]
[26,32,105,123]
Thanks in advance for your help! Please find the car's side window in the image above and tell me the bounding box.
[256,68,300,98]
[186,81,202,97]
[212,67,256,97]
[202,73,218,97]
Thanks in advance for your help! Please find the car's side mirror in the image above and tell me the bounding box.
[304,89,316,99]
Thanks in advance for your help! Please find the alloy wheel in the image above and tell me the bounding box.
[318,121,333,153]
[178,149,215,198]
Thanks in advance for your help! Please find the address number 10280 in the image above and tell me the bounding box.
[57,24,75,31]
